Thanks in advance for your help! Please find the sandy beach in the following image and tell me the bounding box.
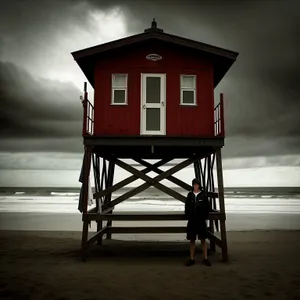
[1,212,300,232]
[1,230,300,300]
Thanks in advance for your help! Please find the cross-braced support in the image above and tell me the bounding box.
[193,150,228,260]
[194,153,218,252]
[91,154,115,243]
[80,149,228,262]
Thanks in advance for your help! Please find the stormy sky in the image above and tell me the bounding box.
[0,0,300,175]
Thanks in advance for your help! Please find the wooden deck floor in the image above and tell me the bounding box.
[84,211,224,222]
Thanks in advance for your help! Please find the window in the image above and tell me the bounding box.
[112,74,128,104]
[180,75,196,105]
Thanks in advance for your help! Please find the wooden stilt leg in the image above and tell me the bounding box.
[106,221,112,240]
[208,153,216,252]
[92,154,103,245]
[219,220,228,261]
[209,219,216,252]
[81,219,89,261]
[216,148,228,262]
[80,146,92,261]
[106,161,115,240]
[96,157,105,245]
[96,221,103,245]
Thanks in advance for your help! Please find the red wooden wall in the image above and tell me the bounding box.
[93,40,215,137]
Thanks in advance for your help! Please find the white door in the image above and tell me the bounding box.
[141,73,166,135]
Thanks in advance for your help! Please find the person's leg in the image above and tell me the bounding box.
[186,222,196,265]
[190,239,196,260]
[186,221,196,265]
[199,220,211,266]
[200,239,208,259]
[201,238,211,266]
[185,238,196,266]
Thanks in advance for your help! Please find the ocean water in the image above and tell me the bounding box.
[0,187,300,232]
[0,187,299,214]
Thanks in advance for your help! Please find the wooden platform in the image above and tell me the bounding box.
[101,227,222,248]
[106,227,186,234]
[83,211,224,256]
[84,136,224,159]
[84,211,225,221]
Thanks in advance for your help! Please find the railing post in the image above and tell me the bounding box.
[220,93,225,136]
[82,82,88,136]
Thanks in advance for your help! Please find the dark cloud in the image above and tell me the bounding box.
[0,137,82,153]
[223,136,300,159]
[0,152,82,170]
[0,0,299,158]
[0,61,82,138]
[0,0,90,38]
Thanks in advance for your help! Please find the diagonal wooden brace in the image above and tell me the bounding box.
[134,158,191,191]
[94,159,171,200]
[135,158,218,199]
[107,158,186,202]
[103,156,200,210]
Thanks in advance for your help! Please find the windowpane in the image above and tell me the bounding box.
[113,74,127,87]
[181,75,195,88]
[182,90,195,104]
[146,77,161,103]
[146,108,160,131]
[113,89,126,104]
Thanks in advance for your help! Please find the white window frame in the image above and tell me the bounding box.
[180,75,197,106]
[111,73,128,105]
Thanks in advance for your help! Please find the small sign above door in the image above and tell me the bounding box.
[146,54,162,61]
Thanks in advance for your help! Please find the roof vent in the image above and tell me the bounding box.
[144,18,164,33]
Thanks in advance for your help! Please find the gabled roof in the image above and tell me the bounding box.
[71,19,239,87]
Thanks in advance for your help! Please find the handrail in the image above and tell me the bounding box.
[214,93,225,136]
[82,86,223,137]
[82,82,94,136]
[85,100,94,135]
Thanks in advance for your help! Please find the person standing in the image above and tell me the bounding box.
[185,178,211,266]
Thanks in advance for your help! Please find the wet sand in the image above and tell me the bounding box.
[1,212,300,232]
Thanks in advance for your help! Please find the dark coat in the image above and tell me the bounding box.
[184,190,210,222]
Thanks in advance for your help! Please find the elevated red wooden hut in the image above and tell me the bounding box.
[72,19,238,261]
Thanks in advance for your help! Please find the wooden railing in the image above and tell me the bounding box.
[214,93,225,136]
[85,100,94,135]
[81,86,224,137]
[82,82,94,136]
